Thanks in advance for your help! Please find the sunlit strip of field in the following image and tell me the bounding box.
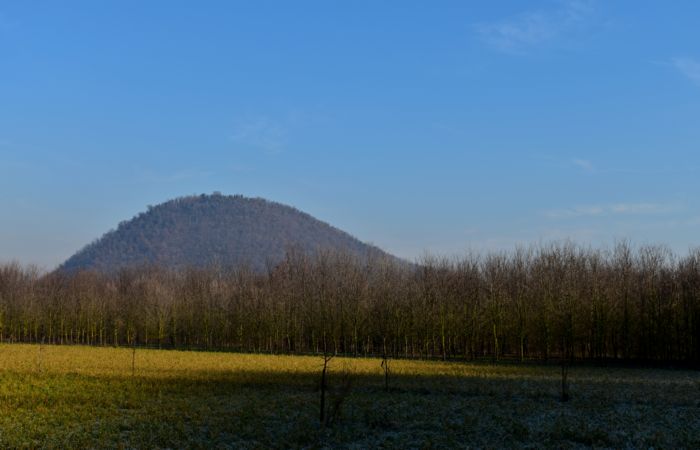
[1,344,699,448]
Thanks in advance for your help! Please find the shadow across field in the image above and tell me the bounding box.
[1,345,699,448]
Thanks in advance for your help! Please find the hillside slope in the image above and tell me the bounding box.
[60,194,391,272]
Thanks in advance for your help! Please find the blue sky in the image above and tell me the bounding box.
[2,0,700,269]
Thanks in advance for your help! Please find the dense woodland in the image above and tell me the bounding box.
[2,242,699,364]
[61,194,388,273]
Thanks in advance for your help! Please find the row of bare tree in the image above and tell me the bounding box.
[1,242,699,363]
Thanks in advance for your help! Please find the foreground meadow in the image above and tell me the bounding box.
[0,344,698,448]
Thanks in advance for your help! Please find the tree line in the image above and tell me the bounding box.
[1,242,699,364]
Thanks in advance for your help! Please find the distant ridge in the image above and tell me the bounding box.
[60,194,394,272]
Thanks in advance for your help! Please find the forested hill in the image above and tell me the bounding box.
[60,194,392,272]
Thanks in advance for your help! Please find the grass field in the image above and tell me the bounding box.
[0,344,699,448]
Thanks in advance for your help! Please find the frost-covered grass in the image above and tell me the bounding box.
[1,344,698,448]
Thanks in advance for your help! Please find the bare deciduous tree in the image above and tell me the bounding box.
[0,241,698,365]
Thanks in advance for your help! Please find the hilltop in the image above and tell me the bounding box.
[60,194,392,272]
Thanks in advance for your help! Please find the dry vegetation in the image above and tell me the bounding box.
[2,242,700,365]
[3,242,700,447]
[1,344,698,448]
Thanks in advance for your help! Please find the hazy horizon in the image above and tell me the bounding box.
[2,1,700,268]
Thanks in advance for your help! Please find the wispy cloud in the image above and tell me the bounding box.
[671,57,700,85]
[546,205,604,219]
[546,202,680,219]
[474,0,595,53]
[609,203,673,214]
[533,154,699,176]
[229,114,301,154]
[572,158,594,172]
